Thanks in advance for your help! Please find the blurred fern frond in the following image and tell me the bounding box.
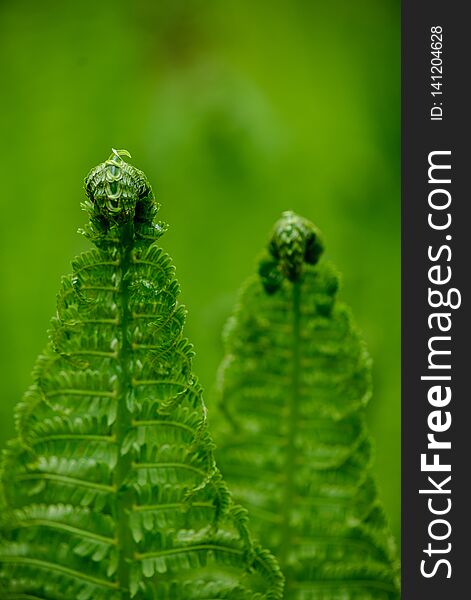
[214,211,400,599]
[0,150,283,600]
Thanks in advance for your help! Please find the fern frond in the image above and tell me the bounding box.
[0,150,283,599]
[214,211,400,599]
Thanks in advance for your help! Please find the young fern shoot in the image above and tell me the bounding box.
[215,212,400,599]
[0,150,283,600]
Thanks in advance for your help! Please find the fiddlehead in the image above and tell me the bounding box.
[0,152,283,600]
[259,211,324,290]
[215,212,400,599]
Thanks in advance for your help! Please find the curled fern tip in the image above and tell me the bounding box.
[259,211,323,292]
[84,149,156,230]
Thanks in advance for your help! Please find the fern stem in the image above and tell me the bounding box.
[132,501,213,512]
[31,434,116,445]
[17,473,115,492]
[279,280,301,567]
[114,223,135,597]
[132,462,207,477]
[135,544,244,560]
[45,389,116,398]
[16,520,116,544]
[131,419,194,434]
[0,557,118,589]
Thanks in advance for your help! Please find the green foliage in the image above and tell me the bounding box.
[0,2,400,546]
[214,212,400,599]
[0,151,283,600]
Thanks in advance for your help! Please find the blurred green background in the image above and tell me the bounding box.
[0,1,400,542]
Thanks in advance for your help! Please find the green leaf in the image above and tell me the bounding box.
[0,151,283,600]
[214,211,400,599]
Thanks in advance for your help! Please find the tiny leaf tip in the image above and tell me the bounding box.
[110,148,132,161]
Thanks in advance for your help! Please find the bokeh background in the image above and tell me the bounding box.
[0,0,400,542]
